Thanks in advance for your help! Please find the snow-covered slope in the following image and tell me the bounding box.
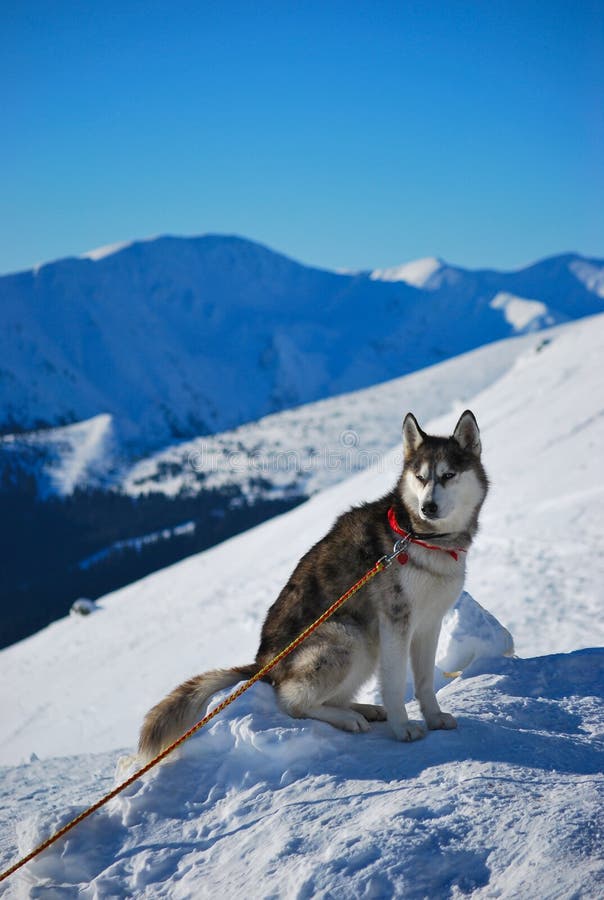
[121,329,540,501]
[1,313,603,896]
[1,329,539,503]
[0,326,547,653]
[0,414,114,496]
[1,235,602,451]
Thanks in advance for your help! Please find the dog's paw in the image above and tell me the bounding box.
[343,710,372,733]
[391,719,426,742]
[350,702,387,722]
[425,711,457,731]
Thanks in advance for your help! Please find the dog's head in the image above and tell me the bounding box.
[400,410,488,533]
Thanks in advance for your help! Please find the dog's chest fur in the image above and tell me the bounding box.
[382,548,466,632]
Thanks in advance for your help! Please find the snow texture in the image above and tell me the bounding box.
[1,313,603,897]
[1,651,602,898]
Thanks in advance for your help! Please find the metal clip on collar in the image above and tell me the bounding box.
[381,536,412,568]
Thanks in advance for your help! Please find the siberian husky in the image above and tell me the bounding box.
[139,410,488,758]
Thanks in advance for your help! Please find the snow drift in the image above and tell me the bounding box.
[4,650,603,898]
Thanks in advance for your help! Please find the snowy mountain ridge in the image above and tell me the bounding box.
[370,255,443,286]
[1,235,602,454]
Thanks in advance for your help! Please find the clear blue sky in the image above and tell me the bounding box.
[2,0,603,275]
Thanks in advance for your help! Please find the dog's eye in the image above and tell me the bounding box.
[415,471,426,483]
[442,472,456,481]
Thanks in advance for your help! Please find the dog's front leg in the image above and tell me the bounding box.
[411,621,457,731]
[379,614,425,742]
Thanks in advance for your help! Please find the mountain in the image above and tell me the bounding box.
[372,251,604,315]
[1,235,602,450]
[1,236,602,648]
[0,311,603,897]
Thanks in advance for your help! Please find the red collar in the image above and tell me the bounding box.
[387,506,466,564]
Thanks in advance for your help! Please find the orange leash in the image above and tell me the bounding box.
[0,550,397,884]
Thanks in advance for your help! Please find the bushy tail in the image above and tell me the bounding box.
[138,664,258,760]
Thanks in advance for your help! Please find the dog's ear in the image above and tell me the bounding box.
[403,412,425,456]
[452,410,481,457]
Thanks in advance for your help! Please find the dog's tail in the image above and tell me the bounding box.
[138,664,259,761]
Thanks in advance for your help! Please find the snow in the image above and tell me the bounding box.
[0,413,114,496]
[2,237,602,452]
[489,291,551,331]
[569,258,604,299]
[42,413,114,495]
[80,241,134,261]
[1,313,604,896]
[370,256,443,287]
[2,651,602,898]
[435,592,514,674]
[77,521,196,571]
[121,329,540,500]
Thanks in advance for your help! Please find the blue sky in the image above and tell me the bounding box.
[1,1,603,275]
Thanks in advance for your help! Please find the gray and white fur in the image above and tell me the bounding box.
[139,410,488,758]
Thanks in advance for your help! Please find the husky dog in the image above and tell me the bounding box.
[139,410,487,758]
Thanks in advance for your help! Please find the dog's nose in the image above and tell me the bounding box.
[421,500,438,517]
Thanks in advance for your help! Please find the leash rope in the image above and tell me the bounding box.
[1,550,399,884]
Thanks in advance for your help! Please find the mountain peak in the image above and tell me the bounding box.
[370,256,444,288]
